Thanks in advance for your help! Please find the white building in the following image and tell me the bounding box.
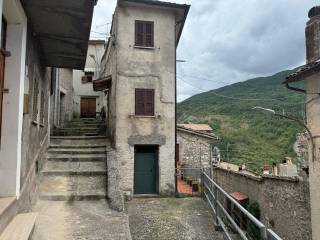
[73,40,105,118]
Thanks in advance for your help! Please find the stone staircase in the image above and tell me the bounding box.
[40,119,108,201]
[32,118,132,240]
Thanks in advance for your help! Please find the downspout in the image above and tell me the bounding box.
[174,21,178,196]
[174,19,184,196]
[285,83,306,93]
[284,81,316,165]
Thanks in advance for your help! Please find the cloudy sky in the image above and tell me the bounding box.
[91,0,316,102]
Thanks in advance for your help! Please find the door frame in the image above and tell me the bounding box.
[134,145,159,195]
[80,96,96,118]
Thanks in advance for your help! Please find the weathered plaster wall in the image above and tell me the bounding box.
[305,73,320,239]
[177,130,212,168]
[20,23,51,210]
[104,4,177,195]
[213,167,311,240]
[0,0,28,197]
[58,68,73,125]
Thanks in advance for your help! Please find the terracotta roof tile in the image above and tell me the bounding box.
[178,124,213,132]
[285,60,320,83]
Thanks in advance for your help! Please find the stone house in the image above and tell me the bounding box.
[73,40,105,118]
[177,124,217,168]
[285,6,320,239]
[50,68,74,129]
[0,0,95,229]
[97,0,190,196]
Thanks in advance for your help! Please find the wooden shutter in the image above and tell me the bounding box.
[81,76,88,84]
[32,79,39,122]
[135,89,145,115]
[135,89,154,116]
[135,21,154,47]
[135,21,144,46]
[145,22,154,47]
[145,89,154,115]
[40,90,45,124]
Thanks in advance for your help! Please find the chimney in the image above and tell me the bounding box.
[306,6,320,63]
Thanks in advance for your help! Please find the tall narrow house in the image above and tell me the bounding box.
[285,6,320,240]
[97,0,190,196]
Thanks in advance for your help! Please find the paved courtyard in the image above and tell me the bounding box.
[31,200,131,240]
[127,197,224,240]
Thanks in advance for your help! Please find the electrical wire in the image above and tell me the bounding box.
[177,77,305,103]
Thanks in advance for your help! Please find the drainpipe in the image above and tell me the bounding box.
[174,19,184,196]
[174,21,178,196]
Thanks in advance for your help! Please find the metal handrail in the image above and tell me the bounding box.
[202,170,282,240]
[176,167,282,240]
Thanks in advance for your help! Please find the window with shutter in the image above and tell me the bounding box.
[32,78,39,122]
[135,20,154,47]
[82,72,94,84]
[40,90,45,125]
[135,89,154,116]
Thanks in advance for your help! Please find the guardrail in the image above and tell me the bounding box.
[176,167,282,240]
[201,170,282,240]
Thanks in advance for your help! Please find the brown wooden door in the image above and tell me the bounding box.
[0,51,5,140]
[81,97,96,118]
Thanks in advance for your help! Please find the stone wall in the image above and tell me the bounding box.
[102,4,178,196]
[20,23,51,211]
[213,167,311,240]
[58,68,73,125]
[177,130,212,168]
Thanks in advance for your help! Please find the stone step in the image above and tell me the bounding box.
[47,154,107,162]
[65,123,106,128]
[50,137,109,147]
[49,144,108,149]
[48,147,107,154]
[52,129,102,137]
[0,212,37,240]
[68,120,105,125]
[50,136,108,140]
[39,175,106,201]
[42,161,106,176]
[0,198,18,235]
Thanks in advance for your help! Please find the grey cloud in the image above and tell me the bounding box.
[92,0,315,101]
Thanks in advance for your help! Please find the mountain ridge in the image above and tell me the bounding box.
[177,69,305,173]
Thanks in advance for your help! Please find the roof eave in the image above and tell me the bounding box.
[176,4,190,46]
[177,126,217,140]
[284,65,320,84]
[21,0,96,70]
[119,0,190,46]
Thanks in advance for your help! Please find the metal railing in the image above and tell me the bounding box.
[176,166,282,240]
[201,170,282,240]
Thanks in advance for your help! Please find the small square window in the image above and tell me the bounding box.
[81,71,94,84]
[135,20,154,48]
[135,89,154,116]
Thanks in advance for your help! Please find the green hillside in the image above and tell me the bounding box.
[177,70,305,173]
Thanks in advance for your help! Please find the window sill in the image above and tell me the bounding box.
[133,45,155,50]
[129,114,161,119]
